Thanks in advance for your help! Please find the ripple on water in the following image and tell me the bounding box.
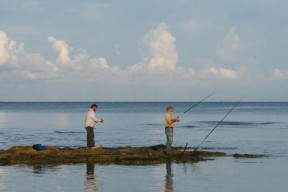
[54,131,85,134]
[198,121,277,126]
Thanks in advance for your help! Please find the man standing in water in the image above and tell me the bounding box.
[85,104,104,149]
[165,106,180,154]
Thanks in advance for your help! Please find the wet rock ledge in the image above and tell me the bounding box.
[0,144,263,165]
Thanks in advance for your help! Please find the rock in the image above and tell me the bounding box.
[148,144,166,151]
[233,153,265,158]
[0,145,264,165]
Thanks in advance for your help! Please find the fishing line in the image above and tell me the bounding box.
[181,93,215,115]
[177,93,215,122]
[193,101,241,152]
[178,93,214,154]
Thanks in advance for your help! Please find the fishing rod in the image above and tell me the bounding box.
[179,93,215,118]
[179,93,214,154]
[193,101,241,152]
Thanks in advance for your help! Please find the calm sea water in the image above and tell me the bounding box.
[0,102,288,191]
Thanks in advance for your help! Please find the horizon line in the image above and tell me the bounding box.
[0,101,287,103]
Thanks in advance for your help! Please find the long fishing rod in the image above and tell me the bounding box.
[180,93,214,154]
[180,93,215,117]
[193,101,241,152]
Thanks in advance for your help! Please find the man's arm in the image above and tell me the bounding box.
[90,112,104,123]
[94,118,103,123]
[94,116,104,123]
[166,114,178,125]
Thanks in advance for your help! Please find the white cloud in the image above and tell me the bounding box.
[215,27,240,61]
[0,31,114,80]
[0,31,9,64]
[173,66,239,79]
[208,67,238,79]
[48,37,70,63]
[90,57,109,69]
[0,31,57,80]
[145,23,178,71]
[0,26,243,82]
[273,68,287,80]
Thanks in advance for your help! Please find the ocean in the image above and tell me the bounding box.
[0,102,287,191]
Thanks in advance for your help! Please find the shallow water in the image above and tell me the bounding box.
[0,158,287,192]
[0,102,288,191]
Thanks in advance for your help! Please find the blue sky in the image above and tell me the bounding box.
[0,0,287,101]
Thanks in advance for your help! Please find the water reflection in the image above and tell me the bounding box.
[85,163,98,192]
[30,164,63,175]
[32,165,46,174]
[165,161,174,192]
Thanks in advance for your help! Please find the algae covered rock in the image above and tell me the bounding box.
[0,145,265,165]
[233,153,265,158]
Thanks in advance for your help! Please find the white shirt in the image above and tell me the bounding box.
[85,109,101,128]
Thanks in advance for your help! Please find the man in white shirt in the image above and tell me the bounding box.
[84,104,104,148]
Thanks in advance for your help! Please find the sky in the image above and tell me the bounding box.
[0,0,287,101]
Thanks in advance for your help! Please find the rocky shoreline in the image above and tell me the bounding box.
[0,144,264,165]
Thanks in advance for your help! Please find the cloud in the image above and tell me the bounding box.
[0,31,114,80]
[215,27,240,61]
[48,37,70,63]
[171,66,238,79]
[0,25,243,82]
[273,68,287,80]
[0,31,57,80]
[208,67,238,79]
[145,23,178,71]
[0,31,9,64]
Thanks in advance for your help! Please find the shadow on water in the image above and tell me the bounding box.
[179,125,198,128]
[32,165,46,174]
[85,163,98,192]
[31,164,61,175]
[54,131,85,134]
[27,164,98,191]
[198,121,276,126]
[165,161,174,192]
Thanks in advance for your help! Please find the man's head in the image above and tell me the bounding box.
[91,104,98,112]
[166,106,174,114]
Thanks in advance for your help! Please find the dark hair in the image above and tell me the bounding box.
[166,106,173,111]
[91,104,98,108]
